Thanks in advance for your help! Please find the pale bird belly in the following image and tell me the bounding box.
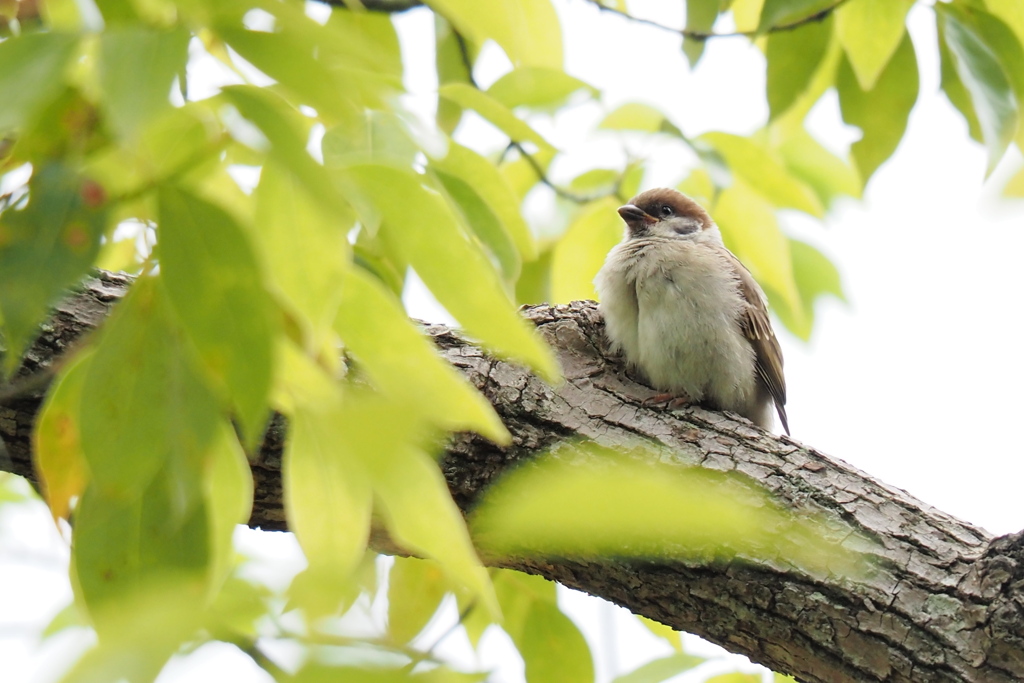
[634,268,757,408]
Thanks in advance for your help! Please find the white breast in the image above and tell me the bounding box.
[594,235,759,412]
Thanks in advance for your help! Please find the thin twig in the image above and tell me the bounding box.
[583,0,850,41]
[401,600,477,674]
[240,641,289,679]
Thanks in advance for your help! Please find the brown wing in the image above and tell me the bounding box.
[719,249,789,435]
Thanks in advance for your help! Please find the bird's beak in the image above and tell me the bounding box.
[618,204,657,233]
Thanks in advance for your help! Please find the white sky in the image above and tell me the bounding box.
[3,1,1024,682]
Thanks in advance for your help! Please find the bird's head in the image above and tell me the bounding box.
[617,188,715,241]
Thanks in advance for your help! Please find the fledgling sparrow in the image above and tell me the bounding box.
[594,188,789,434]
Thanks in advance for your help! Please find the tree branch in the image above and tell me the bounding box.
[2,273,1024,682]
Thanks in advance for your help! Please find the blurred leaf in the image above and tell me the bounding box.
[97,27,189,141]
[1003,163,1024,196]
[568,168,619,195]
[775,128,862,204]
[520,601,594,683]
[0,164,107,366]
[704,675,762,683]
[73,467,211,618]
[937,4,1018,175]
[158,186,276,441]
[515,245,554,305]
[0,32,78,133]
[757,0,834,33]
[425,0,563,69]
[939,22,983,143]
[221,85,351,219]
[635,615,684,653]
[836,0,913,90]
[322,109,421,168]
[712,181,804,336]
[355,395,499,619]
[439,83,553,150]
[34,351,91,523]
[773,675,798,683]
[203,423,253,592]
[472,448,765,558]
[430,140,537,261]
[837,31,918,183]
[700,132,823,215]
[95,236,140,273]
[785,238,844,339]
[388,557,449,644]
[335,266,510,443]
[943,4,1024,151]
[79,280,219,498]
[493,569,557,643]
[599,102,684,137]
[551,197,623,303]
[611,651,704,683]
[732,0,767,32]
[437,170,521,283]
[488,67,597,111]
[60,580,206,683]
[214,3,398,122]
[683,0,720,66]
[254,161,349,350]
[284,378,373,613]
[340,163,558,382]
[766,16,832,121]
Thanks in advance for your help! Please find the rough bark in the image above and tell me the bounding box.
[2,271,1024,683]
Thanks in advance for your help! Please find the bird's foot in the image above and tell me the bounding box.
[642,393,693,410]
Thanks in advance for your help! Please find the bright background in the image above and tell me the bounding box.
[2,1,1023,681]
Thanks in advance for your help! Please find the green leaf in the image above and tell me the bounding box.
[73,467,211,617]
[424,0,563,68]
[430,140,537,260]
[438,83,554,150]
[0,32,78,133]
[704,674,762,683]
[158,186,276,441]
[97,27,190,141]
[339,164,558,382]
[0,164,107,365]
[285,383,373,597]
[520,601,594,683]
[611,652,705,683]
[203,423,253,592]
[683,0,720,66]
[334,266,510,443]
[939,27,983,143]
[775,128,862,204]
[551,197,623,303]
[937,4,1018,175]
[355,395,499,618]
[488,67,597,111]
[80,281,220,498]
[943,4,1024,151]
[388,557,450,644]
[766,16,832,121]
[757,0,835,33]
[837,31,918,183]
[322,109,421,168]
[437,170,521,283]
[1003,163,1024,197]
[34,351,91,523]
[699,132,824,215]
[220,85,352,219]
[598,102,684,137]
[635,616,684,653]
[836,0,913,90]
[60,580,207,683]
[254,161,350,349]
[782,239,845,340]
[500,146,556,200]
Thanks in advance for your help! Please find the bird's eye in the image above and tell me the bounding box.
[660,205,673,217]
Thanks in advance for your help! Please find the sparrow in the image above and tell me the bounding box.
[593,188,789,434]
